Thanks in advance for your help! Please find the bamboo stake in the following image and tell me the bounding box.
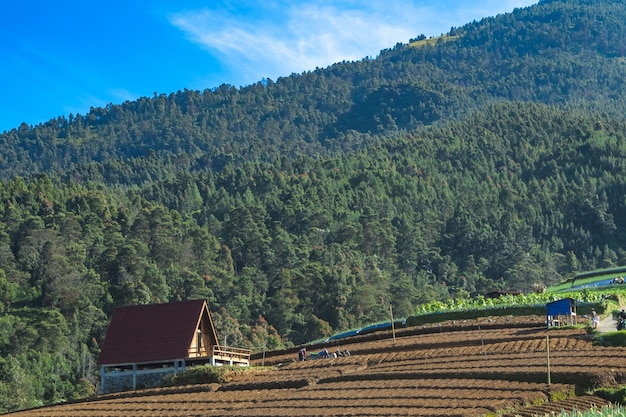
[546,335,551,386]
[390,305,396,346]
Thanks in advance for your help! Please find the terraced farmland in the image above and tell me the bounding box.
[6,315,624,416]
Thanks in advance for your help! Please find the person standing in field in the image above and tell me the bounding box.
[591,309,600,329]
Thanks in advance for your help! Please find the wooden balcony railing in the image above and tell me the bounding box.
[187,346,211,357]
[212,345,251,363]
[187,345,251,364]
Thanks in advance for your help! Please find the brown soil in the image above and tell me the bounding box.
[7,314,623,417]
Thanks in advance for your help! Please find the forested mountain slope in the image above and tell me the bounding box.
[1,0,626,412]
[1,0,625,181]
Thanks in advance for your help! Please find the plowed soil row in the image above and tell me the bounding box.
[256,324,589,367]
[5,384,551,417]
[252,316,547,364]
[6,316,626,417]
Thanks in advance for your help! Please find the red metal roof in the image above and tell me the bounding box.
[97,299,217,365]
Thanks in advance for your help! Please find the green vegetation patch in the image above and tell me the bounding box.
[592,331,626,347]
[405,291,609,327]
[163,365,227,386]
[163,365,271,388]
[549,266,626,293]
[594,386,626,405]
[409,34,460,48]
[406,305,546,326]
[547,404,626,416]
[400,288,624,334]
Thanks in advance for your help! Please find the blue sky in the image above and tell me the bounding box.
[0,0,537,133]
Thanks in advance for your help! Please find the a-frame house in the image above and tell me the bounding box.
[97,299,250,393]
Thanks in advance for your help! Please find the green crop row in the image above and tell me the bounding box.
[413,290,606,316]
[405,286,626,328]
[545,403,626,416]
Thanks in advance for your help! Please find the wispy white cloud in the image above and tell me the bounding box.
[169,1,537,86]
[63,95,106,117]
[0,0,539,131]
[169,2,424,84]
[108,88,137,104]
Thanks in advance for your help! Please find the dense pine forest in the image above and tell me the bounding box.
[1,0,626,410]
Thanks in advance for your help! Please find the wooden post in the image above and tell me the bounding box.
[478,325,486,359]
[262,344,266,367]
[546,335,551,386]
[390,305,396,346]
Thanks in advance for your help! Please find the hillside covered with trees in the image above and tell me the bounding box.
[1,0,626,411]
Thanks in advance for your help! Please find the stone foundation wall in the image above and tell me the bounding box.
[101,367,179,394]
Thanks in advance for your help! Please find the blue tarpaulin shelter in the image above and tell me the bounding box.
[546,298,577,328]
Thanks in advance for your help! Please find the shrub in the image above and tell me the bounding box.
[593,332,626,347]
[163,365,225,386]
[594,386,626,404]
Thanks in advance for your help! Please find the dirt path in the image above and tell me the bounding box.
[597,309,623,332]
[597,314,616,332]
